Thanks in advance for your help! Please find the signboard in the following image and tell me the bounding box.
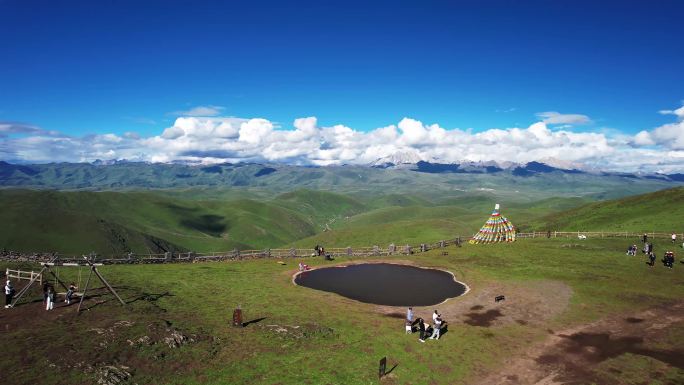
[232,308,243,327]
[378,356,387,379]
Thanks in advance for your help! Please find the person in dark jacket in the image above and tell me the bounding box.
[417,318,426,342]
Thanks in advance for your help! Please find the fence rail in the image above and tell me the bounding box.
[517,231,683,240]
[0,237,464,265]
[5,268,42,285]
[0,230,680,266]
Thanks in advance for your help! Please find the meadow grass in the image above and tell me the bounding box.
[3,237,682,384]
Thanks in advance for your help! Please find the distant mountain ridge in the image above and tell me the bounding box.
[0,160,682,199]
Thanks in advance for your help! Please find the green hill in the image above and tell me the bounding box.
[0,190,319,254]
[530,187,684,232]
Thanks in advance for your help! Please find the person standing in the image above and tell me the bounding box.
[672,233,677,244]
[407,307,413,323]
[4,280,14,308]
[417,318,426,342]
[429,315,442,340]
[46,286,55,311]
[643,234,648,244]
[432,310,439,323]
[649,251,656,267]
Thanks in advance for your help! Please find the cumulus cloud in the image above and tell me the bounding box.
[171,105,225,117]
[2,108,684,173]
[633,103,684,151]
[535,111,592,125]
[658,103,684,120]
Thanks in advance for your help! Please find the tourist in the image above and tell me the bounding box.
[432,310,439,323]
[407,307,413,323]
[46,286,55,311]
[417,318,426,342]
[65,283,77,305]
[649,251,656,267]
[429,315,443,340]
[664,251,675,269]
[42,281,49,304]
[672,233,677,244]
[643,234,648,244]
[648,242,654,255]
[4,280,14,308]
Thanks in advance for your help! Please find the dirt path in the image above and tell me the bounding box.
[472,301,684,385]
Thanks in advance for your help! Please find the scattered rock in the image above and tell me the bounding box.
[97,365,136,385]
[262,324,336,340]
[163,328,195,348]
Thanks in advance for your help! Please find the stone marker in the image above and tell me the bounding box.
[232,308,243,327]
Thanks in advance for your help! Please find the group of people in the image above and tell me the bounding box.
[314,245,334,261]
[298,262,310,271]
[630,234,679,269]
[405,307,446,342]
[43,282,78,310]
[3,279,78,311]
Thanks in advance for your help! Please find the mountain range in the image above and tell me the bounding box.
[1,160,682,195]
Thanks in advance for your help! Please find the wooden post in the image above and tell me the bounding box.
[77,267,94,313]
[232,308,243,327]
[91,265,126,306]
[379,357,387,379]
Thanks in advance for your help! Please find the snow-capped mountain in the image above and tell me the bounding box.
[369,150,425,168]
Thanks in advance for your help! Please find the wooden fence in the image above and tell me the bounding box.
[0,238,464,265]
[1,230,681,266]
[517,231,683,240]
[5,268,42,285]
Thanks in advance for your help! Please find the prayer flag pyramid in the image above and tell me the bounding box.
[470,203,516,244]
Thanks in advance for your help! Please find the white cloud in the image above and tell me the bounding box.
[632,103,684,151]
[3,107,684,173]
[171,105,225,117]
[535,111,592,125]
[658,103,684,120]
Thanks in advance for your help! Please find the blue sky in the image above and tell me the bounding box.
[0,0,683,171]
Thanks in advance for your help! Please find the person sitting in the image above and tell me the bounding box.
[65,283,77,305]
[663,251,674,269]
[298,262,310,271]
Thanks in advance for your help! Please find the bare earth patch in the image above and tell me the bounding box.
[472,301,684,385]
[375,278,573,329]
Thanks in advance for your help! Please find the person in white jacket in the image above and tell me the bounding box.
[4,280,14,308]
[46,286,55,310]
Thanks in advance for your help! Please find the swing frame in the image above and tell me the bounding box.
[9,256,126,312]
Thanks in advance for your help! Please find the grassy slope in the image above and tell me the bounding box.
[0,190,319,254]
[2,186,679,256]
[530,186,684,232]
[2,238,682,385]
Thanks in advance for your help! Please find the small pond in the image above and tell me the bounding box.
[294,263,467,306]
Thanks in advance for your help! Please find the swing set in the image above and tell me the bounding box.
[9,256,126,312]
